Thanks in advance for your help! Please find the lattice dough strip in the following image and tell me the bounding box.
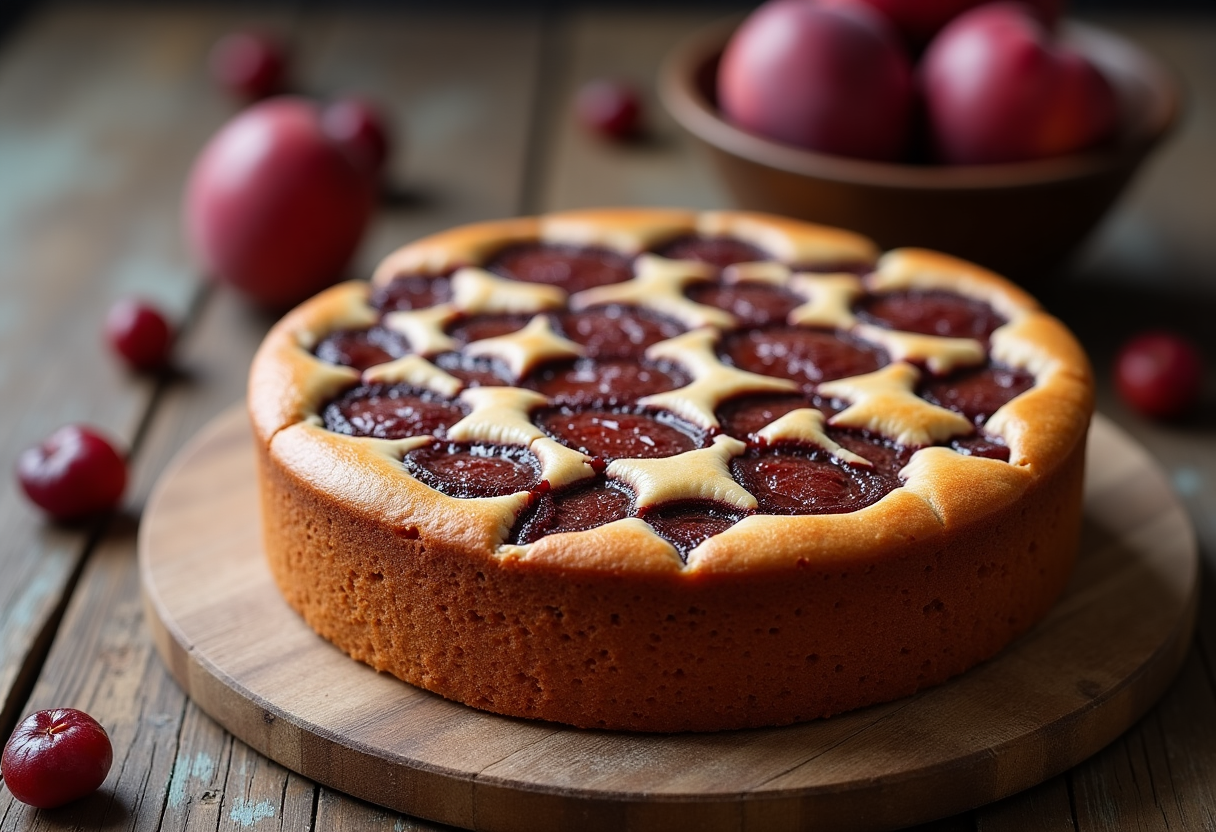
[451,267,567,315]
[640,329,799,429]
[853,324,986,376]
[722,261,792,286]
[819,362,974,447]
[569,254,735,330]
[382,304,460,357]
[446,387,595,488]
[607,435,755,512]
[786,274,864,330]
[362,355,464,397]
[755,409,872,467]
[464,315,584,382]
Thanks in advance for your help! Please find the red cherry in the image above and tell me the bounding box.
[1,709,113,809]
[322,97,393,177]
[16,426,127,521]
[104,298,173,371]
[208,31,288,101]
[1114,331,1204,419]
[575,79,641,140]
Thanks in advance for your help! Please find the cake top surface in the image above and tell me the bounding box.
[250,209,1092,574]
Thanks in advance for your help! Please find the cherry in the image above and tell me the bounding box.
[104,298,173,371]
[208,31,288,101]
[322,97,393,178]
[16,426,127,521]
[574,79,642,140]
[1114,331,1204,419]
[1,708,113,809]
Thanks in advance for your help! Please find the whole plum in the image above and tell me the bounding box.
[184,97,375,309]
[920,2,1118,164]
[717,0,914,162]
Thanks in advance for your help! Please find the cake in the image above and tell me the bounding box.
[248,208,1093,732]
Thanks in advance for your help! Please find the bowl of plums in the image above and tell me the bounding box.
[659,0,1179,278]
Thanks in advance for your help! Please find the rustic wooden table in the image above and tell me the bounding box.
[1,4,1213,830]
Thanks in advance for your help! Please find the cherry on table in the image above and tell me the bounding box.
[16,425,127,521]
[322,97,393,178]
[1114,331,1204,419]
[574,79,642,140]
[105,298,173,371]
[1,708,113,809]
[208,30,288,101]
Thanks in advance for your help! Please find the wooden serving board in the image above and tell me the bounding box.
[139,406,1198,832]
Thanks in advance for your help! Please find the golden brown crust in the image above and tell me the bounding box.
[250,208,1094,732]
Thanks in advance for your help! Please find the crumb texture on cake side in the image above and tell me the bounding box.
[248,208,1093,732]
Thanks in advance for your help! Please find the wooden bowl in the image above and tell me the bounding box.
[658,17,1179,277]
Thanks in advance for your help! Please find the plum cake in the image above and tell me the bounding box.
[249,208,1093,732]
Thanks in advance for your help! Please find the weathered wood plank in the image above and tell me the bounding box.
[0,0,285,739]
[538,9,731,213]
[1070,644,1216,831]
[314,788,458,831]
[1,5,544,830]
[975,777,1075,832]
[294,9,543,266]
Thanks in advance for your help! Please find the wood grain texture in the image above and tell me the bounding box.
[539,9,731,213]
[0,6,545,829]
[0,2,249,734]
[139,409,1197,832]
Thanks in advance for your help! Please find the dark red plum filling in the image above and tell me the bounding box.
[323,385,468,439]
[524,359,688,406]
[731,440,905,516]
[950,435,1011,461]
[555,306,683,360]
[403,442,540,498]
[685,282,802,328]
[856,290,1007,341]
[642,501,747,560]
[433,353,512,387]
[313,326,410,371]
[445,313,533,344]
[716,394,811,440]
[920,364,1035,425]
[652,235,768,268]
[721,326,887,391]
[536,406,705,460]
[487,243,633,294]
[372,274,452,312]
[510,478,633,544]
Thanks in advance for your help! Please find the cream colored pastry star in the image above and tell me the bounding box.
[447,387,594,488]
[382,304,460,357]
[607,435,755,512]
[754,408,871,467]
[787,273,864,329]
[818,362,973,447]
[639,329,799,429]
[362,354,464,397]
[722,261,792,286]
[451,267,566,315]
[447,387,547,447]
[853,324,985,376]
[569,254,735,329]
[464,315,584,381]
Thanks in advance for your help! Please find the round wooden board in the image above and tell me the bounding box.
[139,406,1198,832]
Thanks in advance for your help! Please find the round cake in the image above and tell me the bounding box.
[248,208,1093,732]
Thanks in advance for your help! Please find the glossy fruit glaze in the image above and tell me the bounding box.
[312,236,1026,558]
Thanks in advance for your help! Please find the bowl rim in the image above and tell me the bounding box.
[658,15,1181,192]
